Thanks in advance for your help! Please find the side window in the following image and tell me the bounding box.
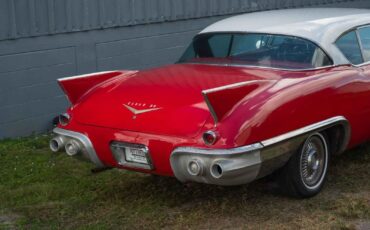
[358,26,370,62]
[336,31,363,65]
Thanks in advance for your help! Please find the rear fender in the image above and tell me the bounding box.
[202,80,271,123]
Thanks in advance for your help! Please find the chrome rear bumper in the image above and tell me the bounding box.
[50,116,349,185]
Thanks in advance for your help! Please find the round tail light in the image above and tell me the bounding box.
[59,113,71,126]
[202,131,219,145]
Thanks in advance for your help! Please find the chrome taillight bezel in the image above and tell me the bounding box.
[202,130,219,146]
[59,113,71,126]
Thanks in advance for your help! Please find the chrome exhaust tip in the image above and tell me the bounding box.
[210,162,224,179]
[187,159,204,176]
[50,135,67,152]
[65,139,82,156]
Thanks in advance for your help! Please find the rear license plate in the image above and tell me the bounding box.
[124,146,149,164]
[110,142,152,170]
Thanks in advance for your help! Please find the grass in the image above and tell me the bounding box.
[0,135,369,229]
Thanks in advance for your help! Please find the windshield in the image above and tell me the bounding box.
[178,33,333,70]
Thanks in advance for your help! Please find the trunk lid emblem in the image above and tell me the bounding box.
[123,104,161,119]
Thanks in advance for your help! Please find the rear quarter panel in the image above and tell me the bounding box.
[215,66,370,148]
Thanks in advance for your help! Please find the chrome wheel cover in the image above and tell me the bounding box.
[300,133,328,190]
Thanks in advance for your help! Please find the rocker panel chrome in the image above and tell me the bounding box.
[52,127,105,168]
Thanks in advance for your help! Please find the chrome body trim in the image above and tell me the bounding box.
[262,116,349,147]
[174,143,263,156]
[202,92,218,124]
[202,80,269,94]
[170,116,350,186]
[52,127,105,168]
[57,71,117,81]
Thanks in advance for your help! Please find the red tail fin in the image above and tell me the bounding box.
[202,80,270,123]
[58,70,136,104]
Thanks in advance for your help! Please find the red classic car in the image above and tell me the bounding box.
[50,8,370,198]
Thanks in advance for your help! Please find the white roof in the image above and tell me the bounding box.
[200,8,370,65]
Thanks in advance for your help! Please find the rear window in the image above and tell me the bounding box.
[179,33,333,70]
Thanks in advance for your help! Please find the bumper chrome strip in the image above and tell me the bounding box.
[173,143,263,156]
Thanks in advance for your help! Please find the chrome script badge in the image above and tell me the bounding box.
[123,103,161,119]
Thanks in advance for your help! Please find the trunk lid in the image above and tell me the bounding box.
[72,64,276,137]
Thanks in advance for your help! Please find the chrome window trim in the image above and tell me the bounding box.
[353,61,370,67]
[53,127,104,168]
[183,62,335,72]
[355,25,370,66]
[355,29,366,63]
[357,24,370,30]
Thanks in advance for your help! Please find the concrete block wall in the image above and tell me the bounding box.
[0,0,369,138]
